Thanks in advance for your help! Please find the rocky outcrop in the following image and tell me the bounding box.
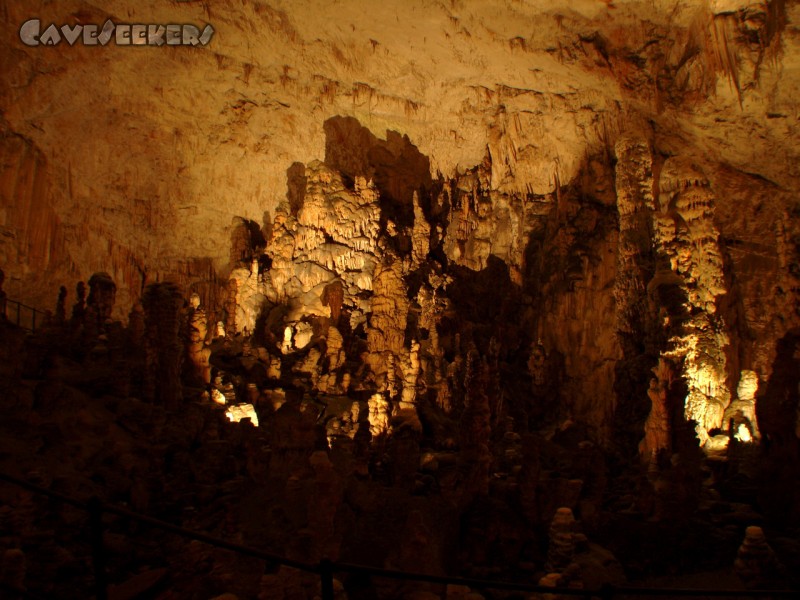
[656,159,732,447]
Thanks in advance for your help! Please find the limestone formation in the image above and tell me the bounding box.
[325,326,345,372]
[399,340,421,410]
[458,351,492,498]
[545,508,578,574]
[734,526,785,590]
[86,272,116,322]
[322,280,345,324]
[411,192,431,269]
[639,360,674,460]
[723,370,760,441]
[142,282,185,410]
[367,255,409,375]
[70,281,86,326]
[656,159,731,447]
[368,393,390,439]
[2,2,800,596]
[614,136,656,329]
[226,403,259,427]
[186,294,212,384]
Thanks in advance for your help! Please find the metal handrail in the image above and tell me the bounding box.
[1,298,47,332]
[0,472,796,599]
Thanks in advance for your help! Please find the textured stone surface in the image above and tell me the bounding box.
[1,0,798,316]
[1,0,800,459]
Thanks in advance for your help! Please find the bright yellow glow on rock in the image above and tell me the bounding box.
[211,389,226,405]
[225,403,259,426]
[735,424,753,443]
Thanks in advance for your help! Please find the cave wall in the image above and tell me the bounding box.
[1,0,800,441]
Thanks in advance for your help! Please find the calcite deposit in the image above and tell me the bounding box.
[1,0,800,598]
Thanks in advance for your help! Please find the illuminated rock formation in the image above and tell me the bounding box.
[656,159,731,447]
[639,360,674,460]
[368,393,390,439]
[186,293,212,385]
[724,369,760,441]
[367,255,409,377]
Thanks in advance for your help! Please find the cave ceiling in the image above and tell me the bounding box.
[0,0,798,312]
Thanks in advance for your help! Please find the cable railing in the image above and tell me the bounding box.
[0,471,796,600]
[1,299,47,332]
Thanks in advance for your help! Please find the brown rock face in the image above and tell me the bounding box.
[2,0,800,457]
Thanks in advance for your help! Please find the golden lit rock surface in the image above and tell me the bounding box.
[1,0,798,315]
[1,0,800,461]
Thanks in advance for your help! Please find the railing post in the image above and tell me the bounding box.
[87,497,108,600]
[319,559,335,600]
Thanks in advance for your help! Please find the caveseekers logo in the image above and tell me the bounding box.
[19,19,215,47]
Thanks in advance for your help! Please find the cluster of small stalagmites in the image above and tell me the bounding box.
[234,159,457,427]
[142,281,185,410]
[655,157,731,445]
[734,526,785,589]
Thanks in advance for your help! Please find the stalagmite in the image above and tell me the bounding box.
[368,393,390,439]
[639,359,674,460]
[734,526,785,590]
[545,508,578,574]
[186,292,212,384]
[54,285,67,325]
[656,158,731,447]
[142,282,185,410]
